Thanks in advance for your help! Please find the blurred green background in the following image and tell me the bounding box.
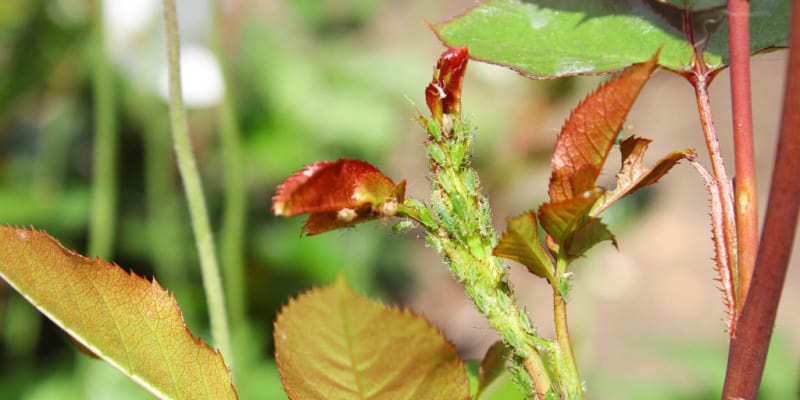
[0,1,796,399]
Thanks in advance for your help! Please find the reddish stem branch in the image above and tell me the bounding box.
[727,0,758,309]
[683,6,740,330]
[722,2,800,398]
[691,72,740,326]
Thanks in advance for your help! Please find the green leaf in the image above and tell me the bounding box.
[493,212,554,280]
[477,341,511,398]
[568,217,617,259]
[433,0,689,77]
[548,53,658,202]
[594,136,696,215]
[274,276,470,400]
[0,226,237,400]
[432,0,788,76]
[538,189,603,244]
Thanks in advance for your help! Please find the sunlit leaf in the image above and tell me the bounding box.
[493,212,554,280]
[477,341,511,398]
[274,276,469,400]
[432,0,788,77]
[548,53,658,203]
[594,136,696,215]
[0,226,237,400]
[271,159,406,235]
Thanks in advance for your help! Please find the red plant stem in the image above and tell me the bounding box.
[722,2,800,398]
[684,7,740,325]
[692,72,740,320]
[727,0,758,309]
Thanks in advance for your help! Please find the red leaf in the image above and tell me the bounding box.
[426,46,470,121]
[271,159,406,235]
[548,52,659,203]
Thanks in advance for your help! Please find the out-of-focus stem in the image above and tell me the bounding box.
[162,0,233,368]
[88,0,117,260]
[727,0,758,308]
[212,0,248,336]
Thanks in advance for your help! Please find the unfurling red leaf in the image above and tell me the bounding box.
[477,341,511,398]
[0,226,237,400]
[425,46,470,121]
[271,159,406,235]
[274,276,469,400]
[493,212,554,281]
[548,52,659,203]
[593,136,696,215]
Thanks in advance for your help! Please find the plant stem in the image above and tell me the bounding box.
[161,0,233,367]
[691,70,740,326]
[437,234,553,398]
[722,2,800,397]
[88,0,117,260]
[211,0,247,335]
[553,256,582,398]
[727,0,758,309]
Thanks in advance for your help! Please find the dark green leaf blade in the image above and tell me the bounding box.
[493,212,554,280]
[593,136,695,215]
[705,0,791,67]
[433,0,690,77]
[548,54,658,202]
[477,341,511,398]
[568,217,617,259]
[274,276,470,400]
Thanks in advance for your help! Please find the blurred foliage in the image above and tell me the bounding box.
[0,1,795,399]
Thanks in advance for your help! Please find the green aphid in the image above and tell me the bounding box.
[449,140,468,168]
[391,220,415,233]
[427,142,447,167]
[426,118,441,141]
[462,169,478,195]
[437,171,456,194]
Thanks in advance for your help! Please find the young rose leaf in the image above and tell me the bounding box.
[548,53,658,203]
[538,189,604,245]
[0,226,237,400]
[476,341,511,398]
[593,136,696,215]
[493,212,554,281]
[426,46,469,122]
[568,218,617,259]
[274,276,469,400]
[431,0,788,77]
[271,159,406,235]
